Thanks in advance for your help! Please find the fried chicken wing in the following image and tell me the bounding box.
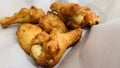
[50,2,100,28]
[16,23,42,54]
[0,6,45,28]
[39,11,67,33]
[31,28,82,67]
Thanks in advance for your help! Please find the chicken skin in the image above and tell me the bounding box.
[0,6,45,28]
[50,2,100,28]
[16,23,42,54]
[31,28,82,67]
[39,11,67,33]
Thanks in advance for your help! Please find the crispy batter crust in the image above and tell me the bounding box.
[50,2,100,28]
[16,23,42,54]
[0,6,45,28]
[31,28,82,67]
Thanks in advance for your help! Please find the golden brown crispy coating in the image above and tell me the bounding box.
[31,28,82,67]
[16,23,42,54]
[31,31,50,45]
[39,11,67,33]
[0,6,45,28]
[50,2,100,28]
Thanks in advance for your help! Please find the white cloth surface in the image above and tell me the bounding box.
[59,0,120,68]
[0,0,120,68]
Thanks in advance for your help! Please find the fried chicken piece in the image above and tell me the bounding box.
[0,6,45,28]
[31,28,82,67]
[39,11,67,33]
[16,23,42,54]
[50,2,100,28]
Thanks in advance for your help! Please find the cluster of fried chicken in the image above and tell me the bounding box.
[0,2,100,68]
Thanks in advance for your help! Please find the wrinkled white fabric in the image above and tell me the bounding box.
[0,0,120,68]
[59,0,120,68]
